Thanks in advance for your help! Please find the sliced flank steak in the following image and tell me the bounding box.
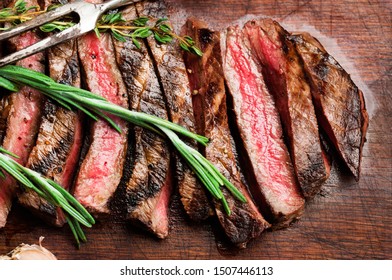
[136,0,213,221]
[183,18,270,247]
[223,25,304,226]
[73,0,129,215]
[244,19,328,197]
[111,5,172,239]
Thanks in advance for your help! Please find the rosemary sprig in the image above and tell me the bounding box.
[0,65,247,215]
[0,1,203,56]
[94,15,202,55]
[153,18,203,56]
[0,0,43,28]
[0,147,94,247]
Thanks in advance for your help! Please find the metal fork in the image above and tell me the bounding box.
[0,0,141,67]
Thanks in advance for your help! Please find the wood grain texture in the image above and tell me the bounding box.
[0,0,391,259]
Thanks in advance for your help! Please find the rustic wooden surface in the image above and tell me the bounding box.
[0,0,391,260]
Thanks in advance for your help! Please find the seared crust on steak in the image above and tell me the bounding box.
[291,32,368,180]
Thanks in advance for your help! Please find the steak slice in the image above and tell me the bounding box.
[244,19,328,197]
[17,0,83,227]
[223,25,304,226]
[73,0,129,215]
[183,18,270,247]
[136,0,213,221]
[290,32,368,179]
[0,0,45,228]
[111,5,172,239]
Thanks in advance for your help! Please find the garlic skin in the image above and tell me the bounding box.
[0,237,57,260]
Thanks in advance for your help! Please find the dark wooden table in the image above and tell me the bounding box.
[0,0,391,260]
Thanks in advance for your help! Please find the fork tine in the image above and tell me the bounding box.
[0,24,85,67]
[0,4,80,42]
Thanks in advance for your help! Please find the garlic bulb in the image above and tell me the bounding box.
[0,237,57,260]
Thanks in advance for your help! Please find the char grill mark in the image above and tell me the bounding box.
[110,5,171,239]
[244,19,328,197]
[183,18,270,247]
[0,0,45,228]
[223,25,304,226]
[73,0,129,215]
[0,97,11,145]
[17,0,83,226]
[320,132,332,179]
[0,4,6,145]
[136,0,213,221]
[291,33,368,180]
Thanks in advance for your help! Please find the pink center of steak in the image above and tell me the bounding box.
[149,175,172,237]
[4,94,41,164]
[255,32,281,73]
[80,125,124,173]
[55,112,83,190]
[84,33,123,104]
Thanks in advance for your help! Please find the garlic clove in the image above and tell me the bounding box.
[0,237,57,260]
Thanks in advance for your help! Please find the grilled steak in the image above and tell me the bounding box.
[136,0,213,221]
[244,19,328,197]
[73,0,129,215]
[17,0,83,227]
[0,0,45,228]
[223,25,304,225]
[290,32,368,179]
[111,5,172,238]
[183,18,270,247]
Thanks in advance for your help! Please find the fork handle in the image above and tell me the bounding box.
[100,0,141,11]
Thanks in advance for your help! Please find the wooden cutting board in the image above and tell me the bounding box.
[0,0,391,259]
